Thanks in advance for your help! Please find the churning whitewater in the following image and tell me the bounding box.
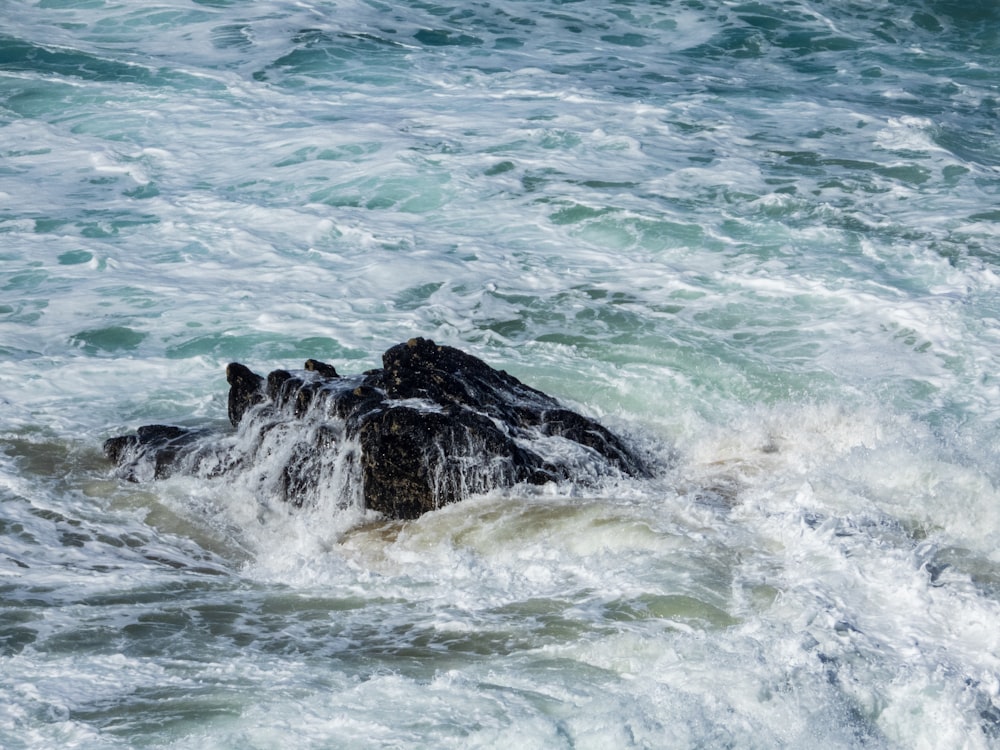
[3,0,1000,747]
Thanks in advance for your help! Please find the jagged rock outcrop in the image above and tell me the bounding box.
[104,337,650,519]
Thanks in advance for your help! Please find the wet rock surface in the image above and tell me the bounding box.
[104,338,650,519]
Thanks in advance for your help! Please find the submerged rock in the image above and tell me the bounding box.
[104,337,650,519]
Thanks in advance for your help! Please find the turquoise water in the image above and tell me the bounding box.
[3,1,1000,747]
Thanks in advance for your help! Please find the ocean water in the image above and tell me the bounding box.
[3,0,1000,746]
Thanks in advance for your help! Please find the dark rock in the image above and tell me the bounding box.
[304,358,339,378]
[226,362,265,427]
[358,403,553,519]
[104,338,650,519]
[103,424,208,481]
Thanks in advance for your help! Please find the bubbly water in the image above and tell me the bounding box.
[3,1,1000,746]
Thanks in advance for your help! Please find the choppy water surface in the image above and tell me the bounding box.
[3,0,1000,747]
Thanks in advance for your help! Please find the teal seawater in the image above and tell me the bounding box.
[2,1,1000,747]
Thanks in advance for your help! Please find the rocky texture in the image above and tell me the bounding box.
[104,337,650,519]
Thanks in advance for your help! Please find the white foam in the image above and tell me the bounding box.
[5,0,1000,745]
